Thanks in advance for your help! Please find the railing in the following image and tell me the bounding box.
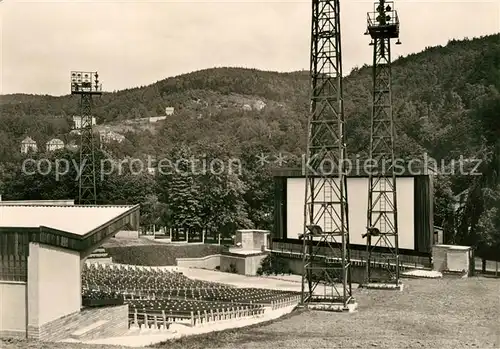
[270,243,431,269]
[367,9,399,28]
[129,305,266,329]
[127,295,301,330]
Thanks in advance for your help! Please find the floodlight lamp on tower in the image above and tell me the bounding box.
[71,71,102,95]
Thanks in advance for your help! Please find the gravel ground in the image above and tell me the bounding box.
[2,277,499,349]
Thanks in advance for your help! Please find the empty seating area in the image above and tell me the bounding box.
[128,299,262,314]
[81,263,301,328]
[82,289,124,307]
[82,263,230,293]
[122,287,299,304]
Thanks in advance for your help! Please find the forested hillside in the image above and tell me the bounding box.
[1,34,499,257]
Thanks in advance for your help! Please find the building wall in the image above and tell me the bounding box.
[432,245,471,273]
[432,245,448,271]
[0,281,26,337]
[220,253,267,275]
[220,255,246,274]
[149,116,167,122]
[244,254,268,275]
[447,249,470,272]
[28,243,81,336]
[73,116,96,129]
[235,231,268,250]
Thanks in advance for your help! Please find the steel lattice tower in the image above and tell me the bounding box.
[71,71,102,205]
[364,1,402,286]
[300,0,354,311]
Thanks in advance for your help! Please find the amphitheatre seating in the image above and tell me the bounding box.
[82,263,229,293]
[82,289,124,306]
[128,299,262,315]
[81,263,301,327]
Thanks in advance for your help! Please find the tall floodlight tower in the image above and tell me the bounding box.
[300,0,355,311]
[71,71,102,205]
[364,0,402,288]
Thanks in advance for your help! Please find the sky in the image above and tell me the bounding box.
[1,0,499,96]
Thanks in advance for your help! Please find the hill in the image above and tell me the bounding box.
[0,34,499,255]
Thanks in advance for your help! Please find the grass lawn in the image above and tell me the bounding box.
[1,277,499,349]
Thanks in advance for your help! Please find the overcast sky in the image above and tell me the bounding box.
[1,0,499,96]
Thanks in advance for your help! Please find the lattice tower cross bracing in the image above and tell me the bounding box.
[71,71,102,205]
[364,0,402,285]
[300,0,354,311]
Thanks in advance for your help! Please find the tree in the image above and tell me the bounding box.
[140,194,170,232]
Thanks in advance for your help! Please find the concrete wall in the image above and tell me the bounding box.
[220,255,246,274]
[278,255,389,284]
[114,230,139,239]
[432,245,471,273]
[235,231,268,250]
[176,252,267,276]
[220,253,268,275]
[0,281,26,338]
[432,245,448,271]
[286,177,415,249]
[28,243,81,337]
[244,254,268,275]
[447,249,469,272]
[176,255,222,269]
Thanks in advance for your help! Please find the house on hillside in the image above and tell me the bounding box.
[20,137,38,154]
[149,116,167,123]
[165,107,174,116]
[73,115,96,130]
[66,141,78,151]
[99,130,125,144]
[46,138,65,152]
[253,100,266,111]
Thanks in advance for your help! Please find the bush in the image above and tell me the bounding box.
[226,263,238,273]
[257,254,291,275]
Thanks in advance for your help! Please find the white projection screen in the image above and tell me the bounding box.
[286,177,415,250]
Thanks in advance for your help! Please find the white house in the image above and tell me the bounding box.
[73,115,96,130]
[46,138,65,152]
[165,107,174,115]
[149,116,167,123]
[20,137,38,154]
[253,100,266,111]
[99,130,125,144]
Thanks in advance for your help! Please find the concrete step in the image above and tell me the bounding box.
[70,320,109,340]
[88,253,109,258]
[442,270,468,278]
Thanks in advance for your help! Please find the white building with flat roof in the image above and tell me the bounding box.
[73,116,96,130]
[0,203,139,340]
